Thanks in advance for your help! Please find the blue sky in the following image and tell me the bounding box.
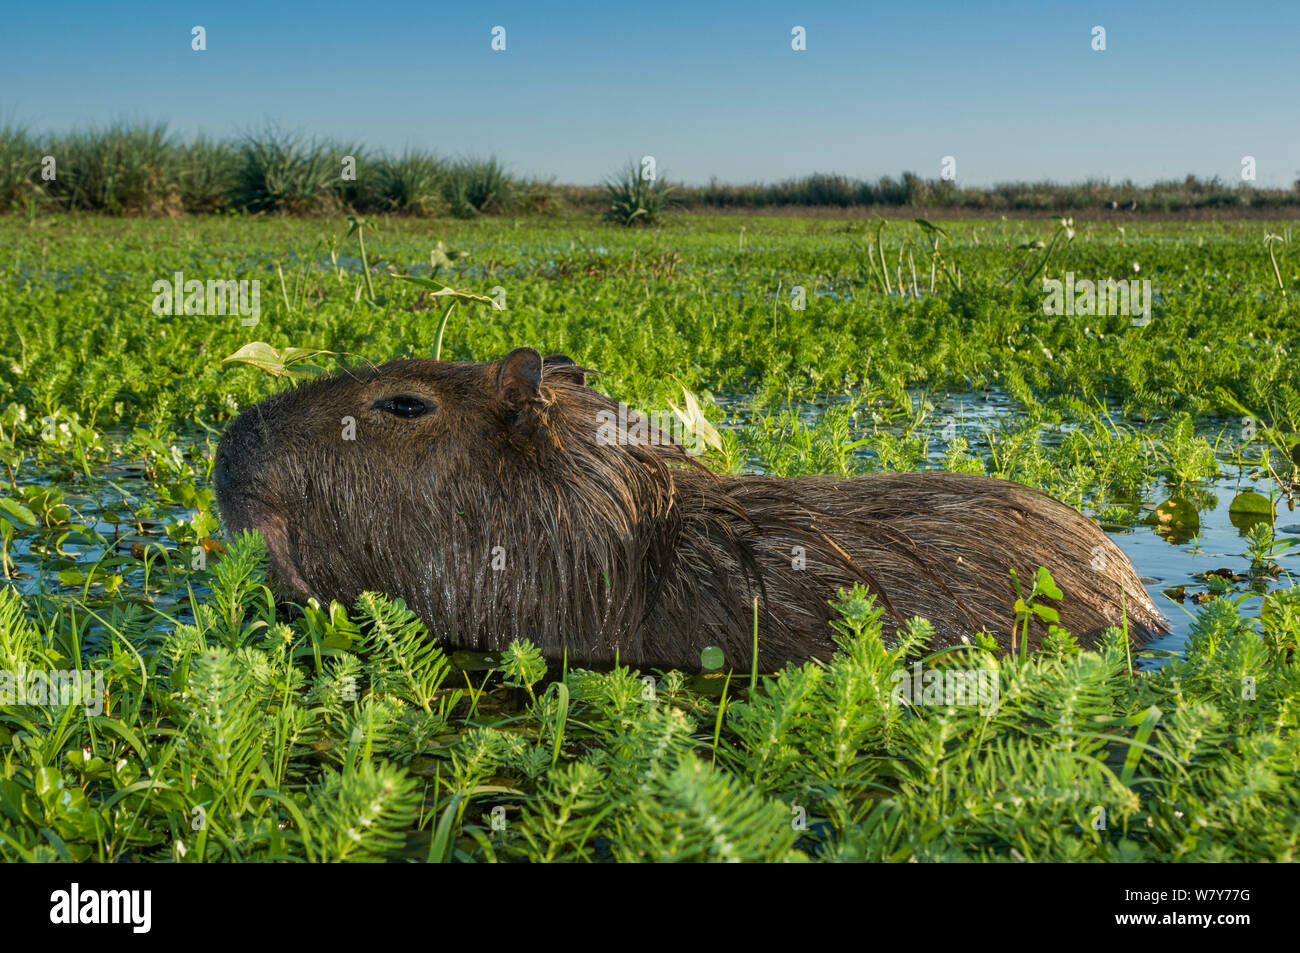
[3,1,1297,186]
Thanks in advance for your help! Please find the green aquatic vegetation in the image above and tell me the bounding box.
[1159,415,1221,487]
[1264,232,1287,295]
[1096,504,1141,528]
[0,532,1297,862]
[1055,400,1155,497]
[912,218,962,292]
[0,212,1299,861]
[738,400,869,476]
[1243,522,1298,576]
[0,496,38,578]
[499,640,548,704]
[3,214,1299,439]
[1010,566,1066,661]
[940,437,985,475]
[343,215,381,305]
[1017,217,1076,287]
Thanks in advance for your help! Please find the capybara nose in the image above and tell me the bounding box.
[213,415,265,507]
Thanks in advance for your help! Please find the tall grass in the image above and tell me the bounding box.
[176,136,240,212]
[235,128,351,214]
[0,122,540,217]
[373,150,448,215]
[45,121,181,214]
[443,157,513,216]
[604,159,675,226]
[1,120,1297,216]
[0,122,43,212]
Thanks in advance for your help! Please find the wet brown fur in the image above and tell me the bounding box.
[214,349,1167,670]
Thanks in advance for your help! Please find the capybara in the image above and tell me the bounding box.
[213,348,1167,670]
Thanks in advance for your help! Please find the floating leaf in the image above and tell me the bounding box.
[389,274,497,307]
[1153,497,1200,544]
[0,498,38,529]
[1228,490,1274,532]
[1229,491,1273,515]
[1154,498,1198,526]
[222,342,336,379]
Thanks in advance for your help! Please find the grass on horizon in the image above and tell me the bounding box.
[4,122,1300,218]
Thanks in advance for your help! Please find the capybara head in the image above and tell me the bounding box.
[214,348,707,664]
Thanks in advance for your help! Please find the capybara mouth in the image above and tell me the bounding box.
[227,503,312,599]
[213,442,311,599]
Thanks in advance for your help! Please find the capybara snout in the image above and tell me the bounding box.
[215,348,1167,670]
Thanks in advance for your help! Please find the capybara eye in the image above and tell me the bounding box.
[376,395,431,418]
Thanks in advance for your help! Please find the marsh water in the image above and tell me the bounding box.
[8,389,1296,664]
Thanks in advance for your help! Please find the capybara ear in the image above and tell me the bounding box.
[494,347,545,432]
[543,353,588,386]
